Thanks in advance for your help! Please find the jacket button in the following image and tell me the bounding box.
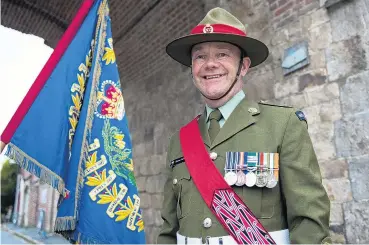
[209,152,217,160]
[173,178,178,185]
[203,217,212,228]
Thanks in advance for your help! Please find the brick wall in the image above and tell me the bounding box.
[115,0,204,85]
[27,179,39,227]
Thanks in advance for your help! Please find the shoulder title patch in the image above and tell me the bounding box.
[295,110,306,122]
[170,157,185,168]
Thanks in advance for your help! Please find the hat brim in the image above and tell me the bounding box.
[166,33,269,68]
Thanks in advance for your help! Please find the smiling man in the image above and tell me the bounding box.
[157,7,331,245]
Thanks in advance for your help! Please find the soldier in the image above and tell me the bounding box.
[157,7,331,245]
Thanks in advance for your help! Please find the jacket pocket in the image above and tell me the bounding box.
[241,185,277,219]
[172,162,192,219]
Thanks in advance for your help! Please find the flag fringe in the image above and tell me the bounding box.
[75,230,108,244]
[54,216,76,231]
[5,143,66,195]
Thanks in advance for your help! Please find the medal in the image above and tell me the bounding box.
[235,152,245,186]
[224,152,238,186]
[266,153,278,188]
[256,172,267,187]
[225,172,237,186]
[266,174,278,188]
[235,171,245,186]
[245,172,256,187]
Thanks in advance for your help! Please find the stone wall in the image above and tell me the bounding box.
[198,0,369,243]
[127,63,204,243]
[125,0,369,243]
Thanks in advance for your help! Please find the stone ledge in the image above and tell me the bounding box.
[343,200,369,243]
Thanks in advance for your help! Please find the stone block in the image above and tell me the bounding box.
[154,124,169,155]
[271,29,289,46]
[309,22,332,51]
[137,157,150,176]
[154,209,164,226]
[335,112,369,158]
[348,155,369,201]
[289,93,307,109]
[244,67,275,101]
[326,36,366,82]
[285,19,305,43]
[152,194,164,209]
[340,71,369,115]
[312,137,337,162]
[308,121,334,143]
[330,202,344,226]
[147,226,161,244]
[139,193,151,209]
[139,155,165,176]
[308,122,336,162]
[329,225,346,244]
[320,158,348,179]
[136,176,147,192]
[322,178,352,202]
[343,200,369,243]
[146,175,167,194]
[329,0,366,42]
[274,77,299,99]
[304,82,339,106]
[134,143,146,158]
[306,51,327,71]
[309,7,330,29]
[142,208,154,226]
[298,69,327,92]
[319,99,341,122]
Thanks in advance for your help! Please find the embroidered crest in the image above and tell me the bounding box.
[203,24,214,33]
[84,136,143,232]
[95,80,125,120]
[102,119,135,184]
[68,44,93,160]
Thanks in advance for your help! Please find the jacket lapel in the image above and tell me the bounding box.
[211,99,260,149]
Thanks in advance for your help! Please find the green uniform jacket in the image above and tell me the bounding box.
[157,99,331,244]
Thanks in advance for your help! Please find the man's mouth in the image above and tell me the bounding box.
[202,74,226,80]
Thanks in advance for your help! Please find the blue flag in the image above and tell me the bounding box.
[4,0,146,243]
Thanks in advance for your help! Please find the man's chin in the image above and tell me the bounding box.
[202,91,225,100]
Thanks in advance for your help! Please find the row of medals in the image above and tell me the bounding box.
[224,168,278,188]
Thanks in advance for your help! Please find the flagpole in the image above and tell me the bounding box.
[0,0,95,147]
[0,141,5,153]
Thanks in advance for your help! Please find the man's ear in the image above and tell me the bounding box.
[240,57,251,77]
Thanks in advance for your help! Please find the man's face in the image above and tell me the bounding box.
[191,42,243,100]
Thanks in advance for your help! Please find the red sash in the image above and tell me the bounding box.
[179,117,276,245]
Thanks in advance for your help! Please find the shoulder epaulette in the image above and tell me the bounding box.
[258,100,293,108]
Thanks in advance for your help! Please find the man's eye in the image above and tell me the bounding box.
[218,53,228,58]
[196,55,205,59]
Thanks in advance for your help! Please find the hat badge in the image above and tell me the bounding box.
[203,24,214,33]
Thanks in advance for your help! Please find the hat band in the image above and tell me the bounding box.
[190,24,246,36]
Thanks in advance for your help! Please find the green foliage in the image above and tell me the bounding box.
[1,158,18,196]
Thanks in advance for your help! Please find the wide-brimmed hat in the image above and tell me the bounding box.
[166,7,269,68]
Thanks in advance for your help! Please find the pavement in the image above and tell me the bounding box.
[1,223,70,244]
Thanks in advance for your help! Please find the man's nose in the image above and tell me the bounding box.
[204,56,220,69]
